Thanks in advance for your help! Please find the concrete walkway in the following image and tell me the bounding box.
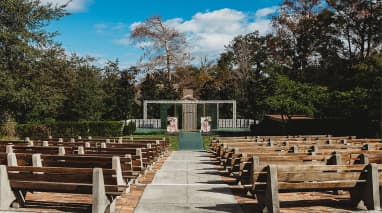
[134,151,243,213]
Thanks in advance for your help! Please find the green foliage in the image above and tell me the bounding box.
[168,135,179,150]
[16,121,123,138]
[59,56,105,121]
[202,135,214,150]
[123,121,136,136]
[0,121,17,137]
[140,72,180,118]
[102,61,137,120]
[324,88,369,119]
[0,1,138,125]
[87,121,123,137]
[264,74,328,119]
[48,121,88,137]
[16,123,50,139]
[0,0,67,123]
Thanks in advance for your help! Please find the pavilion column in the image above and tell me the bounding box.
[216,104,219,128]
[233,101,237,128]
[143,101,148,120]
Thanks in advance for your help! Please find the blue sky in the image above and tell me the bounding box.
[43,0,282,68]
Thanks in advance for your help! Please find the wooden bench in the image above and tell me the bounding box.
[22,140,164,166]
[0,153,133,184]
[36,154,130,185]
[250,164,380,212]
[230,151,381,185]
[82,147,146,170]
[2,145,74,155]
[0,165,126,212]
[1,145,146,172]
[30,141,161,164]
[211,136,379,155]
[238,152,374,185]
[219,144,381,167]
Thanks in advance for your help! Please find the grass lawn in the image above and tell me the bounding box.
[202,135,215,151]
[128,134,179,151]
[129,134,215,151]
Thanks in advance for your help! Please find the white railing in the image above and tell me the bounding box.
[128,118,253,129]
[218,119,254,128]
[128,119,161,129]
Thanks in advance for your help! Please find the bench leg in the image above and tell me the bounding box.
[12,190,26,208]
[363,164,380,210]
[255,165,280,213]
[0,165,16,209]
[255,192,267,212]
[328,153,344,195]
[350,163,380,210]
[112,156,126,186]
[92,168,114,213]
[265,165,280,213]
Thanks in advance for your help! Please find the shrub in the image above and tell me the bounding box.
[16,123,50,139]
[88,121,123,137]
[123,121,136,136]
[0,121,17,137]
[49,121,89,137]
[16,121,124,138]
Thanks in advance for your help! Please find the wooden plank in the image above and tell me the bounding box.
[278,180,364,191]
[273,164,366,172]
[10,181,93,193]
[277,171,363,182]
[7,166,116,175]
[9,173,94,183]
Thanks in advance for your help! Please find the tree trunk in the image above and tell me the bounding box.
[346,26,352,61]
[165,41,171,81]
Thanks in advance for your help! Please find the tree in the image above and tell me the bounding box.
[327,0,382,61]
[0,0,67,123]
[323,54,382,121]
[264,74,328,121]
[116,66,138,119]
[130,16,191,81]
[221,32,275,118]
[228,32,272,79]
[102,62,138,120]
[137,71,180,118]
[102,60,121,119]
[0,0,67,72]
[272,0,325,81]
[59,55,105,121]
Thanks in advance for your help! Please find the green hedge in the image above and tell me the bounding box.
[16,123,50,138]
[122,121,136,136]
[16,121,124,138]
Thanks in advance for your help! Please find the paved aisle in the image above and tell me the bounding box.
[134,151,243,213]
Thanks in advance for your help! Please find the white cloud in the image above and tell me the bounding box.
[112,22,129,31]
[114,34,131,45]
[114,35,153,49]
[255,6,278,18]
[94,23,108,33]
[165,7,278,59]
[129,22,142,31]
[122,7,278,61]
[247,19,273,33]
[39,0,92,12]
[135,41,153,49]
[94,22,129,34]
